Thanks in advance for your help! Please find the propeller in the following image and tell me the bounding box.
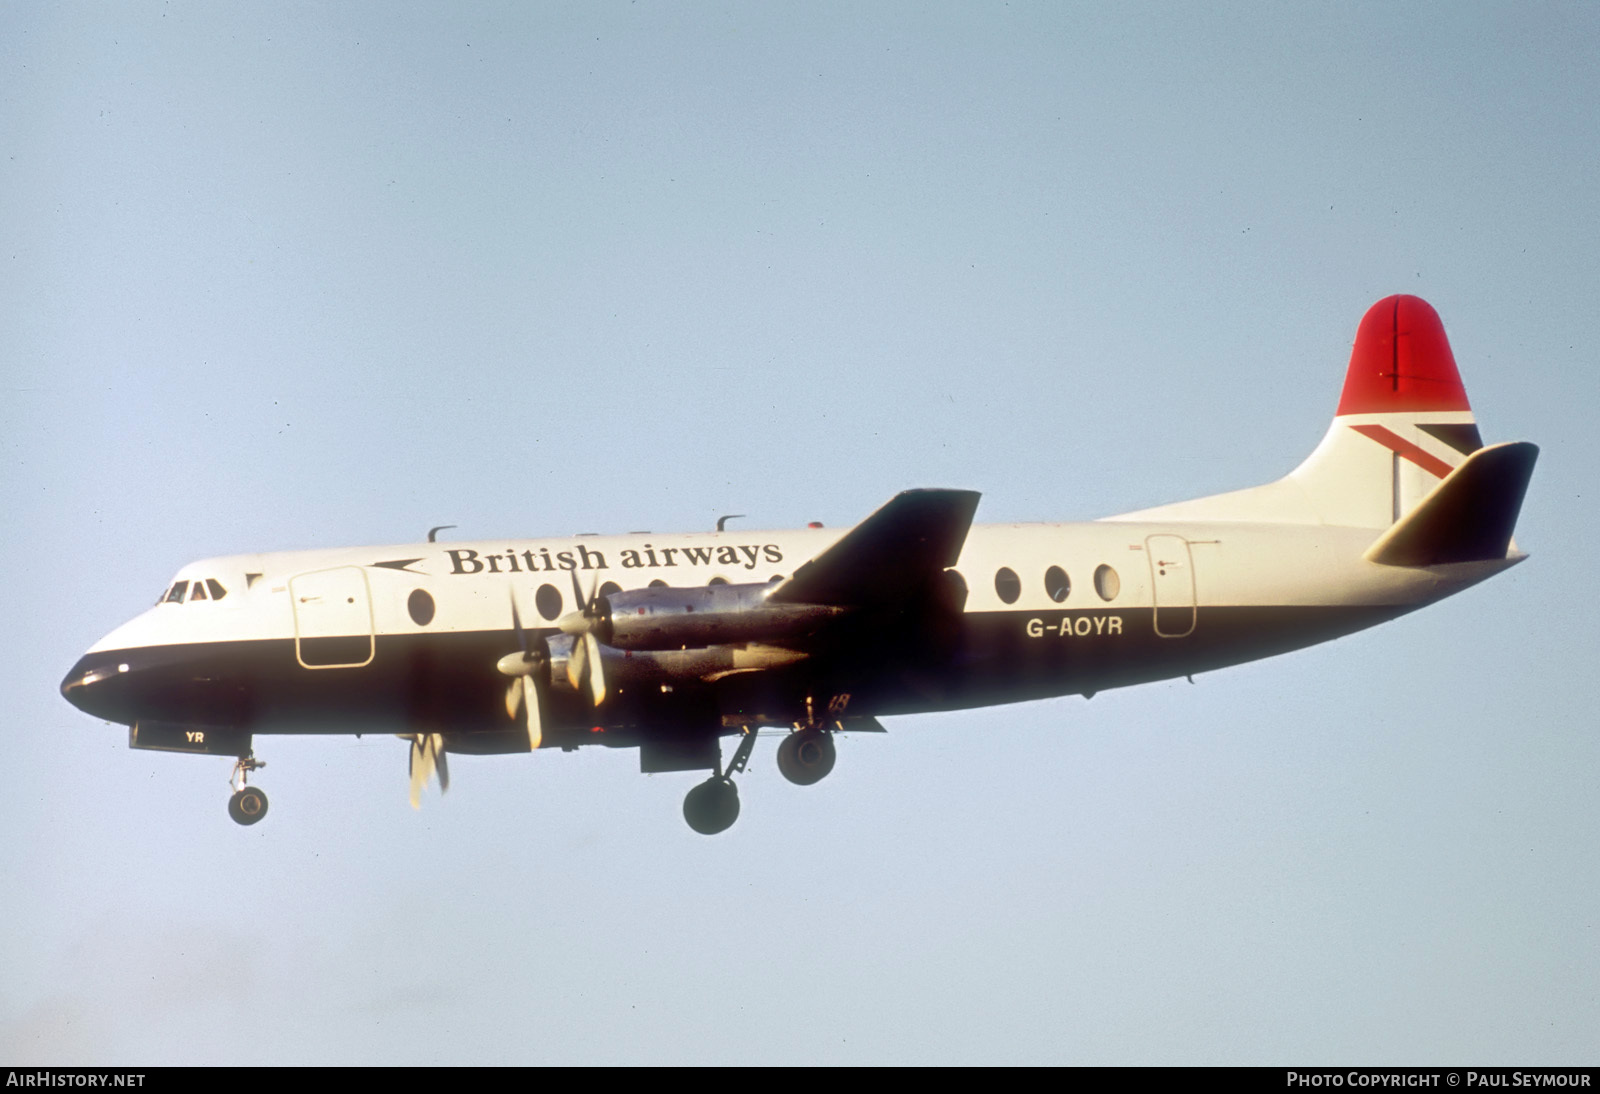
[496,594,546,750]
[407,732,449,810]
[558,571,608,707]
[567,630,607,707]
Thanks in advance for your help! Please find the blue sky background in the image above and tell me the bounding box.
[3,2,1597,1064]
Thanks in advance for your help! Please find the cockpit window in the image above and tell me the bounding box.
[159,578,226,604]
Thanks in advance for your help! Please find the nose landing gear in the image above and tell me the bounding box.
[228,785,268,824]
[227,754,268,826]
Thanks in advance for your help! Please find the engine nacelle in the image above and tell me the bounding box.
[593,581,844,651]
[544,632,808,697]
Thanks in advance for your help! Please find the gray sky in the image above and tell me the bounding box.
[3,1,1596,1064]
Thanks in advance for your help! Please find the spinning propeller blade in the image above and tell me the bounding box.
[558,573,608,707]
[567,634,586,692]
[521,675,541,750]
[408,732,447,810]
[499,591,546,750]
[583,631,606,707]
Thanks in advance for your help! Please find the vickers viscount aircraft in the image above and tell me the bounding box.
[61,296,1537,833]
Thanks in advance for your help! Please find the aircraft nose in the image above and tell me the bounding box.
[60,654,131,719]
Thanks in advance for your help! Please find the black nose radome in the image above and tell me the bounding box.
[60,654,131,721]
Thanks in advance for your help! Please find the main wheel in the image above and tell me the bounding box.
[777,729,836,786]
[682,776,740,835]
[228,786,269,826]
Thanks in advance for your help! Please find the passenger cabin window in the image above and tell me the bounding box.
[1045,566,1070,603]
[1094,564,1121,602]
[408,588,436,626]
[535,583,563,621]
[994,568,1021,605]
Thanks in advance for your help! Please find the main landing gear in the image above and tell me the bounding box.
[777,727,836,786]
[682,727,757,836]
[227,753,268,826]
[682,776,740,835]
[681,723,841,835]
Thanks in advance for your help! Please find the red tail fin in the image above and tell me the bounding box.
[1336,295,1471,416]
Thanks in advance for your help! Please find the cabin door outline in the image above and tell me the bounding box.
[290,566,376,669]
[1145,535,1197,639]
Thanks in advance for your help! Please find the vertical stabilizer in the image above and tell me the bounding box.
[1108,295,1487,528]
[1296,294,1481,527]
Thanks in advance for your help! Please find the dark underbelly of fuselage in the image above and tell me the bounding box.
[60,604,1408,742]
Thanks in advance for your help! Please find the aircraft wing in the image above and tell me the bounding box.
[769,488,981,608]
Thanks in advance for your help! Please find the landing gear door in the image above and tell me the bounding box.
[290,567,375,669]
[1145,535,1196,638]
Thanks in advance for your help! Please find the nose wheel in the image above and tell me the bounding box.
[227,754,269,826]
[228,785,269,824]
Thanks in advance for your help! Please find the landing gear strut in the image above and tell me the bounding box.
[681,727,758,836]
[227,753,268,826]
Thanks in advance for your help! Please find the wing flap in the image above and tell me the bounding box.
[770,489,981,607]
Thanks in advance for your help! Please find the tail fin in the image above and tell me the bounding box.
[1109,295,1497,529]
[1364,441,1538,566]
[1293,294,1481,527]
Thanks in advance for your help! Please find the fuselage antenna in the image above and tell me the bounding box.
[427,525,457,543]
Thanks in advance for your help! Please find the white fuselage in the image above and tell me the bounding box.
[68,516,1510,741]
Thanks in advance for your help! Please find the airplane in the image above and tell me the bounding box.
[59,295,1538,834]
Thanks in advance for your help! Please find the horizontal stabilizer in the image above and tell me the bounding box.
[1364,442,1538,567]
[770,488,981,607]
